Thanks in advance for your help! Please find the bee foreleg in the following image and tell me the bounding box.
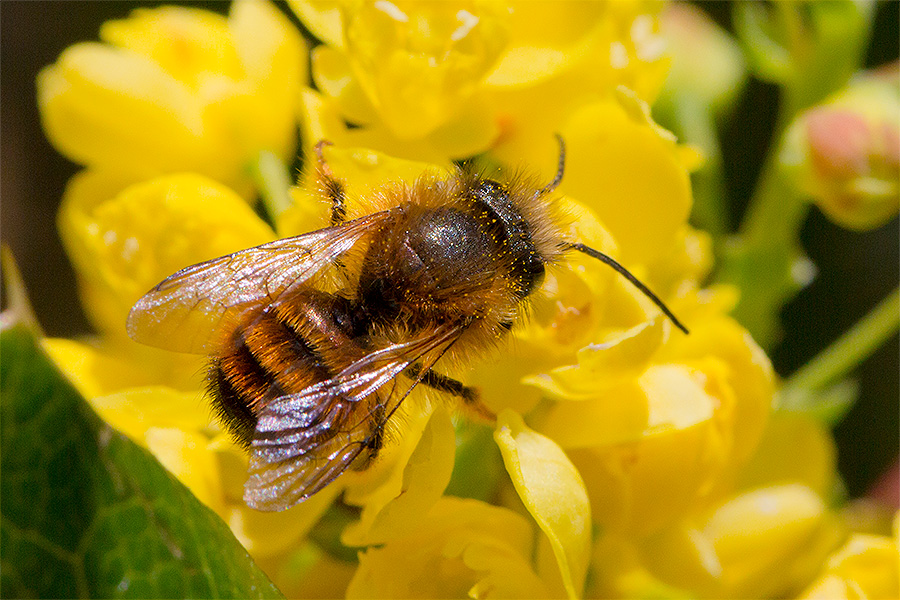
[314,139,347,225]
[404,364,495,421]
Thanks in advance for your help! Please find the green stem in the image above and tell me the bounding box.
[739,150,808,247]
[249,150,293,223]
[718,155,812,349]
[718,0,876,349]
[671,93,729,237]
[783,287,900,394]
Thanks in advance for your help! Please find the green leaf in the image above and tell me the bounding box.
[0,325,284,599]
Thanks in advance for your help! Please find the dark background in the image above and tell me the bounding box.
[2,1,897,496]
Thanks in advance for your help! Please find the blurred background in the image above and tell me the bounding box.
[2,1,897,497]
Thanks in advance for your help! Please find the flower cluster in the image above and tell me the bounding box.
[37,1,897,599]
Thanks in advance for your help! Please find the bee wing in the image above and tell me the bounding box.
[127,210,396,354]
[243,324,465,511]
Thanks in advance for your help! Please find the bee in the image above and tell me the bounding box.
[127,137,688,512]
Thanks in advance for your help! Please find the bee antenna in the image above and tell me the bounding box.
[536,134,566,197]
[568,243,690,335]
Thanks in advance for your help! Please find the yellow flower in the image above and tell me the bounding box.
[48,172,274,397]
[37,0,305,199]
[797,515,900,600]
[587,413,847,599]
[294,0,669,163]
[528,291,774,538]
[36,3,877,599]
[346,497,553,599]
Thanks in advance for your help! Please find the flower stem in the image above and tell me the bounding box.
[250,150,293,223]
[671,92,729,237]
[783,287,900,394]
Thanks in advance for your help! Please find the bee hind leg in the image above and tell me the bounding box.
[406,364,496,422]
[314,139,347,225]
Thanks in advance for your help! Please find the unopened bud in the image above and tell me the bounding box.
[783,64,900,230]
[660,2,746,115]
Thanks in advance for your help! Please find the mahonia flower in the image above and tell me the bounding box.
[37,0,305,199]
[35,1,893,599]
[347,497,553,599]
[780,63,900,231]
[292,1,668,161]
[797,514,899,600]
[294,0,692,264]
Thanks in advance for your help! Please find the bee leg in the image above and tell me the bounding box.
[314,139,347,225]
[406,364,496,421]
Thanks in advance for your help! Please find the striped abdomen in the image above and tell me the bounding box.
[209,289,362,448]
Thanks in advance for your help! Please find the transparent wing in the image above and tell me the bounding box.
[243,324,465,511]
[126,210,396,354]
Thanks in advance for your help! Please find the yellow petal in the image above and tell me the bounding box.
[341,405,455,546]
[288,0,346,49]
[494,410,591,599]
[227,0,306,164]
[226,485,340,560]
[705,484,844,598]
[485,2,605,87]
[639,524,722,592]
[59,171,273,343]
[589,534,691,599]
[37,43,204,179]
[42,337,158,398]
[563,365,727,536]
[797,532,900,600]
[267,542,357,600]
[100,7,241,86]
[39,3,303,198]
[42,336,204,396]
[339,1,508,140]
[145,427,224,513]
[738,413,838,498]
[230,0,306,85]
[89,386,212,442]
[311,45,377,126]
[525,316,668,400]
[463,539,553,599]
[558,99,692,264]
[298,87,460,164]
[347,497,541,599]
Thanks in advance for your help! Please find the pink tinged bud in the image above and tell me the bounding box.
[805,108,871,179]
[799,99,900,230]
[879,121,900,169]
[867,459,899,510]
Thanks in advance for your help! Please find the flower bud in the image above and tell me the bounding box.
[660,2,747,115]
[782,64,900,230]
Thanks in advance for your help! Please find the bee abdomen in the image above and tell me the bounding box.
[210,291,354,447]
